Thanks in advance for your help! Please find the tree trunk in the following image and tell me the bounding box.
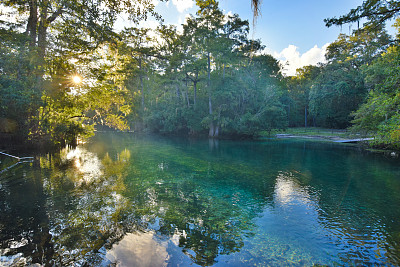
[175,84,180,99]
[304,106,307,128]
[207,52,211,84]
[214,124,219,137]
[193,80,197,108]
[209,121,215,137]
[193,71,198,108]
[207,51,215,138]
[38,1,49,61]
[139,57,145,110]
[26,0,38,48]
[186,84,190,107]
[208,94,216,137]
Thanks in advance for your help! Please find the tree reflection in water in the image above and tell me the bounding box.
[2,134,400,266]
[0,143,259,266]
[39,146,133,265]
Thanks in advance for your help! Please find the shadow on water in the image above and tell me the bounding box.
[0,132,400,266]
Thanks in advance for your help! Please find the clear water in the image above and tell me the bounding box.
[1,133,400,266]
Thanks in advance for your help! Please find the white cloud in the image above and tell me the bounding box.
[139,19,160,30]
[272,44,329,76]
[151,0,160,7]
[223,11,234,23]
[175,13,192,33]
[172,0,194,13]
[137,20,163,46]
[114,0,160,31]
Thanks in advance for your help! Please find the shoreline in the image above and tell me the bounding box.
[275,133,370,142]
[274,133,399,157]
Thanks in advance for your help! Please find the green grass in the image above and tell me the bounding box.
[262,127,367,139]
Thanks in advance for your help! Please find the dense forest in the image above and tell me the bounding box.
[1,0,400,149]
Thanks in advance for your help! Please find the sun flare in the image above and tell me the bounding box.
[72,75,82,84]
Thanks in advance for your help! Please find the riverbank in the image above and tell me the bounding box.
[268,127,399,157]
[276,133,374,143]
[271,127,359,140]
[267,127,364,141]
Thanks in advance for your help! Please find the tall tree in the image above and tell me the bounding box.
[1,0,161,59]
[195,0,225,137]
[286,65,321,127]
[351,38,400,148]
[306,23,391,129]
[309,61,365,128]
[0,0,161,144]
[325,23,392,67]
[325,0,400,27]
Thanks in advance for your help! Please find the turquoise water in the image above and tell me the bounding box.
[1,133,400,266]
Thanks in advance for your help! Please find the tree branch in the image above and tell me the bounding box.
[47,7,63,23]
[68,115,93,120]
[325,1,400,27]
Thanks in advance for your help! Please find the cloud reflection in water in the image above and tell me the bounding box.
[63,147,103,185]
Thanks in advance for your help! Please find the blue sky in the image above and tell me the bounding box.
[220,0,365,75]
[119,0,392,75]
[219,0,364,53]
[0,0,389,75]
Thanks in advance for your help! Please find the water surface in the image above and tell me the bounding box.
[1,133,400,266]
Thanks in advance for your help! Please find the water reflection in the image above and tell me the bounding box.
[1,134,400,266]
[63,147,103,185]
[274,171,314,206]
[0,145,135,265]
[214,171,331,266]
[44,147,133,265]
[106,232,169,266]
[0,143,256,266]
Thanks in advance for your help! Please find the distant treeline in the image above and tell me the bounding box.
[1,0,399,149]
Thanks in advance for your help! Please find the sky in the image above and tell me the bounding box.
[118,0,367,76]
[1,0,381,76]
[0,0,392,75]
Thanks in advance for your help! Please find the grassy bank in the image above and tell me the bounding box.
[261,127,371,141]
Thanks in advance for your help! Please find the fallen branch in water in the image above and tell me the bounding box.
[0,151,34,161]
[0,160,33,175]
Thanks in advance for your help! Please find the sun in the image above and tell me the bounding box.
[72,75,82,84]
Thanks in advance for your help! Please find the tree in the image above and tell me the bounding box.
[0,28,39,137]
[28,44,132,145]
[325,23,392,67]
[0,0,161,144]
[194,0,225,137]
[132,2,286,138]
[1,0,161,60]
[351,44,400,149]
[325,0,400,27]
[305,23,392,129]
[309,61,365,128]
[285,65,321,127]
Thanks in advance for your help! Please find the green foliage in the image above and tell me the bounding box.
[3,0,399,145]
[351,45,400,149]
[287,23,392,130]
[309,61,366,128]
[325,0,400,27]
[124,3,287,138]
[325,24,392,67]
[285,65,321,127]
[0,0,160,145]
[0,29,40,136]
